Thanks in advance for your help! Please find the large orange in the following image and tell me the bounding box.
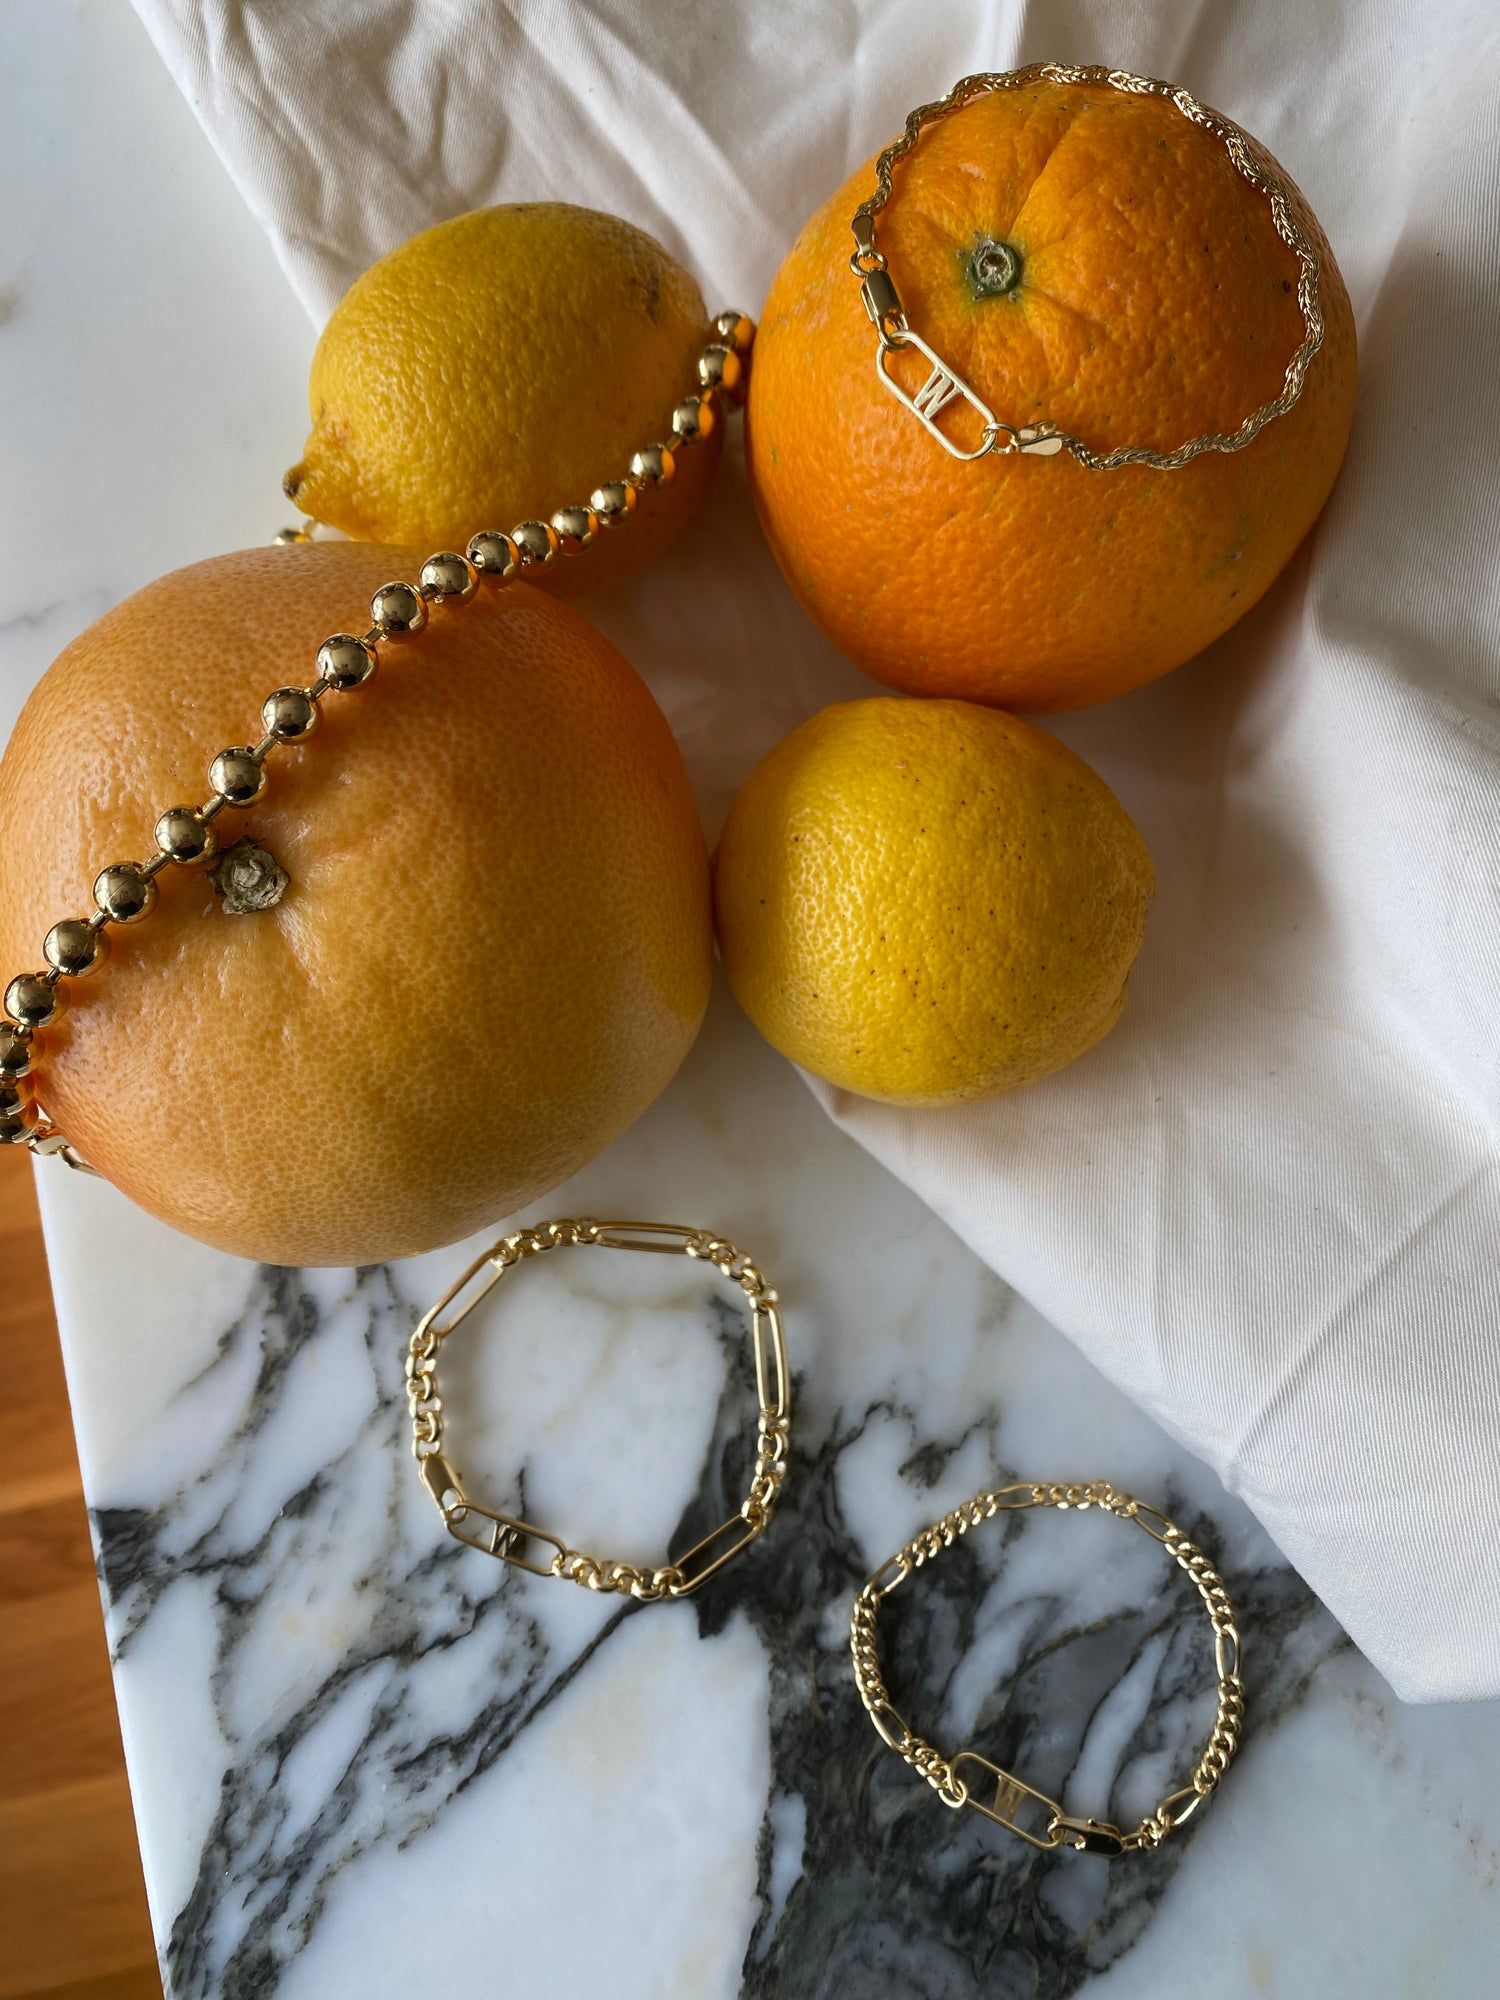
[749,75,1357,710]
[0,543,711,1265]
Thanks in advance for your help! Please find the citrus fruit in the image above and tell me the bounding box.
[284,204,725,597]
[748,76,1357,709]
[0,542,712,1265]
[712,698,1152,1104]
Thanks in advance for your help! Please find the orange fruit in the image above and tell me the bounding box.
[748,76,1357,710]
[713,698,1152,1104]
[0,543,711,1265]
[284,204,729,599]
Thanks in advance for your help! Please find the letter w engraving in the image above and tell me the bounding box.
[912,363,961,423]
[875,329,1002,461]
[991,1774,1029,1825]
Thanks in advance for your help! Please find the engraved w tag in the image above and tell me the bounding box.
[990,1773,1031,1824]
[950,1751,1062,1850]
[875,329,1001,460]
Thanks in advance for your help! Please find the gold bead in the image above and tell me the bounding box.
[43,920,107,978]
[511,520,560,567]
[273,525,312,546]
[371,581,427,637]
[5,974,60,1029]
[672,394,717,445]
[551,505,598,553]
[156,805,220,864]
[714,310,755,356]
[0,1080,28,1121]
[316,634,377,690]
[629,444,676,488]
[0,1025,32,1079]
[590,481,637,527]
[466,531,519,579]
[419,552,478,602]
[698,343,744,400]
[260,689,320,742]
[0,1109,36,1146]
[209,747,267,807]
[94,862,157,924]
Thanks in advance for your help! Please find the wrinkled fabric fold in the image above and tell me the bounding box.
[130,0,1500,1700]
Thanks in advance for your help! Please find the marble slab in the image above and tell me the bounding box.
[38,984,1500,1999]
[5,7,1499,1998]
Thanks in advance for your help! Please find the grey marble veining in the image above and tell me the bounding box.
[92,1242,1344,2000]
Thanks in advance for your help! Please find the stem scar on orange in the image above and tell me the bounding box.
[748,77,1357,711]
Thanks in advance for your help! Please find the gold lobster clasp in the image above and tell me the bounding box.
[1050,1813,1130,1857]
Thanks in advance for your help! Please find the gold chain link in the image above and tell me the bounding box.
[851,1479,1244,1856]
[850,64,1324,466]
[0,315,756,1167]
[409,1217,791,1603]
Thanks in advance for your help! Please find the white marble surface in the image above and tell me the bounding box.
[4,7,1499,1998]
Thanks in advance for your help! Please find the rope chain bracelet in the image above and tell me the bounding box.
[850,63,1325,466]
[0,314,756,1175]
[408,1218,791,1602]
[851,1479,1244,1857]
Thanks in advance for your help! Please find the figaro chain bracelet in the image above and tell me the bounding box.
[851,1480,1244,1857]
[408,1218,791,1602]
[850,63,1324,465]
[0,314,755,1172]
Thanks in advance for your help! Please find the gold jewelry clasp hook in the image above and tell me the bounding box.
[1050,1814,1130,1857]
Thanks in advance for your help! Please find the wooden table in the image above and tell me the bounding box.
[0,1148,158,1999]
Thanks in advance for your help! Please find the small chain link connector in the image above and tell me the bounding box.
[850,63,1324,467]
[849,210,883,273]
[851,1479,1245,1858]
[408,1218,790,1603]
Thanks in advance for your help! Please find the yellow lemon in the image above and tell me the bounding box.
[284,204,722,596]
[713,699,1152,1105]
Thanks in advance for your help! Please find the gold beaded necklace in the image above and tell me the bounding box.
[0,313,755,1174]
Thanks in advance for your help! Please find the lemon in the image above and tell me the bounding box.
[713,699,1153,1105]
[284,203,721,596]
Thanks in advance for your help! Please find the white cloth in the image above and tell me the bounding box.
[129,0,1500,1702]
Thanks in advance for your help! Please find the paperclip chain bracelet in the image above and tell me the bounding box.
[408,1218,791,1602]
[0,314,755,1172]
[850,63,1324,465]
[851,1479,1244,1857]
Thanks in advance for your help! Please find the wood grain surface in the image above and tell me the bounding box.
[0,1148,160,1999]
